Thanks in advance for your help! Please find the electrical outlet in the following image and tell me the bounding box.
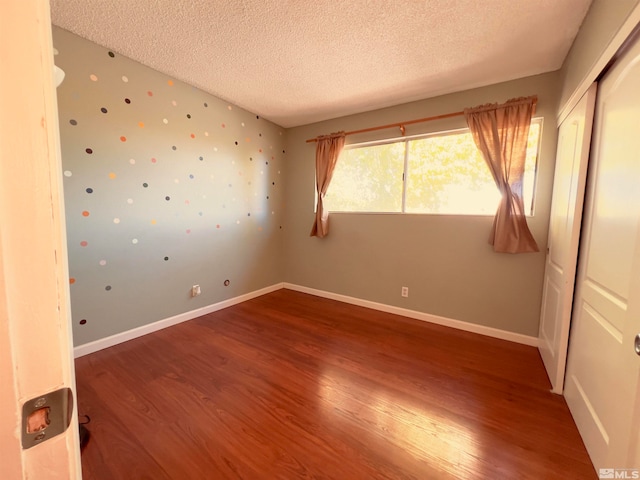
[401,286,409,298]
[191,285,201,297]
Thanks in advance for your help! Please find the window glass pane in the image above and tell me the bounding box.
[405,131,499,214]
[325,142,404,213]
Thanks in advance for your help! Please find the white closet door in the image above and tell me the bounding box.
[564,32,640,471]
[538,83,596,394]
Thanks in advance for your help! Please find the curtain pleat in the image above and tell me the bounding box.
[310,132,346,238]
[464,97,539,254]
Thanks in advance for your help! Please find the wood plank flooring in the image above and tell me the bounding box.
[75,289,596,479]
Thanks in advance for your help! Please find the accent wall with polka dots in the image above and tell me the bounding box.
[53,27,286,346]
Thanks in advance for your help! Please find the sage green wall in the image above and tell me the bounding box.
[283,72,561,337]
[559,0,640,110]
[54,27,286,346]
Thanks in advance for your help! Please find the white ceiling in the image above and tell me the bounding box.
[50,0,592,128]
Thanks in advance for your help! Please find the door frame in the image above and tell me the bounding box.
[0,0,81,478]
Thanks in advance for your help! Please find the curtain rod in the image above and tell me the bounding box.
[305,97,537,143]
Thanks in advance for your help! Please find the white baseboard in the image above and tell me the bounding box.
[73,283,285,357]
[283,283,539,347]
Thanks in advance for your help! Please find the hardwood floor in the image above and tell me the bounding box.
[75,289,596,479]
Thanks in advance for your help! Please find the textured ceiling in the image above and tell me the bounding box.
[50,0,592,128]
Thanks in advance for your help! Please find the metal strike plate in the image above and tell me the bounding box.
[21,387,73,449]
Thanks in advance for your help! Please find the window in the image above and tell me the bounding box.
[325,119,542,215]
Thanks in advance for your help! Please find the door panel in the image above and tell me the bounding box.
[538,83,596,394]
[564,33,640,470]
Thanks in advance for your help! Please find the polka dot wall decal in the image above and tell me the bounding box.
[109,172,117,179]
[172,100,177,106]
[138,122,145,128]
[186,229,191,234]
[190,133,195,139]
[127,198,133,204]
[168,80,174,86]
[129,158,136,165]
[122,76,129,82]
[80,241,88,247]
[113,218,120,224]
[246,137,251,142]
[120,136,127,142]
[125,98,131,104]
[214,147,218,152]
[79,319,87,325]
[85,148,93,154]
[151,157,157,163]
[82,211,90,217]
[204,102,208,107]
[151,219,157,225]
[100,107,108,114]
[228,106,232,110]
[108,51,115,58]
[90,74,98,81]
[204,132,209,136]
[241,122,245,127]
[163,118,168,124]
[164,256,169,261]
[69,278,76,284]
[172,146,177,150]
[99,260,107,266]
[143,182,148,188]
[199,156,203,161]
[86,188,93,194]
[147,91,153,96]
[64,171,72,177]
[216,224,220,228]
[221,123,226,128]
[70,119,77,126]
[189,174,194,179]
[186,114,191,119]
[198,212,203,216]
[105,285,112,291]
[235,141,238,145]
[132,238,138,244]
[165,196,170,201]
[256,115,260,119]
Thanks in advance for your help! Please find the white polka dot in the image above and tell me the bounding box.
[132,238,138,244]
[227,105,232,110]
[172,100,177,106]
[241,122,245,127]
[236,220,240,224]
[121,75,128,83]
[204,131,209,137]
[63,170,72,177]
[174,179,180,184]
[99,260,107,266]
[129,158,136,165]
[163,118,168,124]
[89,74,98,81]
[113,218,120,224]
[214,147,218,152]
[127,198,133,204]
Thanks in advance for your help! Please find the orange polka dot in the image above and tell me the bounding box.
[221,123,226,128]
[120,136,127,142]
[167,80,174,86]
[245,137,251,142]
[151,219,157,225]
[147,91,153,96]
[69,278,76,284]
[259,149,263,153]
[80,241,88,247]
[109,172,116,179]
[138,122,145,128]
[190,133,195,139]
[82,211,90,217]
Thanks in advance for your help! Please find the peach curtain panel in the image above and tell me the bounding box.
[464,96,539,254]
[310,132,346,238]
